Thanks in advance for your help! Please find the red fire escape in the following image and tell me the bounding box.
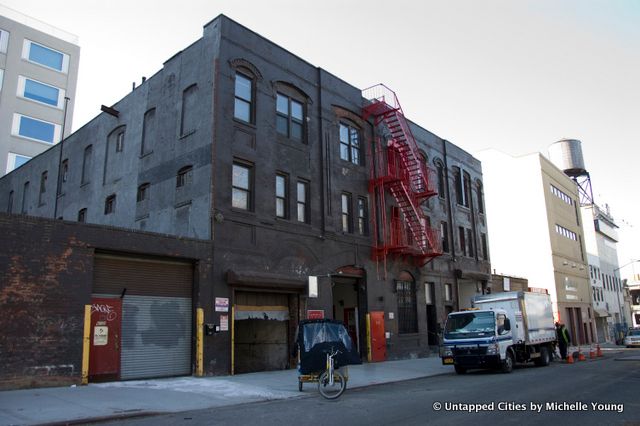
[362,84,442,267]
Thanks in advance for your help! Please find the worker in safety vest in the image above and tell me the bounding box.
[556,322,571,360]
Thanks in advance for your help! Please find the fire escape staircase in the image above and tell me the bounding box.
[362,84,442,264]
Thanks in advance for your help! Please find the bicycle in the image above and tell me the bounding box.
[317,347,347,399]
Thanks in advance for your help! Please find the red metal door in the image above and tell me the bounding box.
[370,311,386,362]
[89,298,121,381]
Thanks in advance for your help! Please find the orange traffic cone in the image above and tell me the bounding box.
[566,352,574,364]
[596,344,603,357]
[589,346,596,359]
[578,347,586,361]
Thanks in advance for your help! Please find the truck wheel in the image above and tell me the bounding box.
[454,365,467,375]
[501,352,514,373]
[534,347,550,367]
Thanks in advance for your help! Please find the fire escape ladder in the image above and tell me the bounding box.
[363,84,442,264]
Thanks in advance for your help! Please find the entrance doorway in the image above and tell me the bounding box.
[331,268,366,357]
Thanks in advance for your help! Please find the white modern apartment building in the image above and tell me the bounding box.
[476,148,595,346]
[0,5,79,176]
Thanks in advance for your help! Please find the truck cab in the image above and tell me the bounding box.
[441,308,514,374]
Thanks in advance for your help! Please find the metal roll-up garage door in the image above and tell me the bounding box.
[93,254,193,380]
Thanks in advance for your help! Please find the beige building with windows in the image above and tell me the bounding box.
[0,5,79,176]
[477,149,595,345]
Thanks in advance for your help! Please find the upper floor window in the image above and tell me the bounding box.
[38,171,48,205]
[275,173,288,219]
[477,181,485,214]
[104,194,116,214]
[12,113,61,144]
[7,190,13,213]
[234,72,253,123]
[435,161,445,198]
[459,226,467,256]
[141,108,156,155]
[6,152,31,173]
[57,159,68,195]
[21,181,29,213]
[115,130,125,152]
[81,145,92,184]
[181,84,198,136]
[22,39,69,73]
[462,171,471,208]
[276,93,303,141]
[480,233,488,260]
[440,221,449,253]
[0,29,9,53]
[555,224,577,241]
[176,166,193,188]
[137,183,150,202]
[297,180,309,223]
[78,208,87,223]
[339,123,361,165]
[232,162,253,211]
[18,76,65,108]
[550,184,573,206]
[357,197,368,236]
[341,193,352,233]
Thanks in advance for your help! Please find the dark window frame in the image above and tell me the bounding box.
[81,145,92,185]
[441,221,450,253]
[180,84,198,137]
[176,166,193,188]
[296,179,309,224]
[396,279,418,334]
[78,208,87,222]
[436,161,446,199]
[276,92,305,141]
[357,196,368,236]
[232,161,254,211]
[234,71,254,124]
[275,173,289,219]
[38,171,48,205]
[341,192,353,233]
[137,182,150,202]
[339,122,362,165]
[141,108,156,155]
[7,190,13,213]
[104,194,116,215]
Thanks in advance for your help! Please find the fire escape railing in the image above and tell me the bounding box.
[363,84,442,265]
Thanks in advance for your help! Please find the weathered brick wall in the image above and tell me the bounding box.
[0,214,92,389]
[0,213,213,390]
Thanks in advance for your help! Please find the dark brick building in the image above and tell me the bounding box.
[0,15,490,384]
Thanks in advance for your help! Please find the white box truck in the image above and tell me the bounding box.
[440,291,557,374]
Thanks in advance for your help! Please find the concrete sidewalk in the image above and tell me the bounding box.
[1,344,632,426]
[0,356,451,426]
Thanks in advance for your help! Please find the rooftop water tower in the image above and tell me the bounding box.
[548,139,594,206]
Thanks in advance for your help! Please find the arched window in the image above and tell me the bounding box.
[141,108,156,155]
[176,165,193,188]
[434,159,445,199]
[234,71,254,123]
[274,82,308,143]
[180,84,198,136]
[339,121,361,165]
[476,180,485,214]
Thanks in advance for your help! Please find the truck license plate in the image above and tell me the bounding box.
[443,357,454,365]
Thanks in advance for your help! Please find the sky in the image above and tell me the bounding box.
[5,0,639,276]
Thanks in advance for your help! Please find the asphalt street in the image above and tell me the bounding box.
[96,352,640,426]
